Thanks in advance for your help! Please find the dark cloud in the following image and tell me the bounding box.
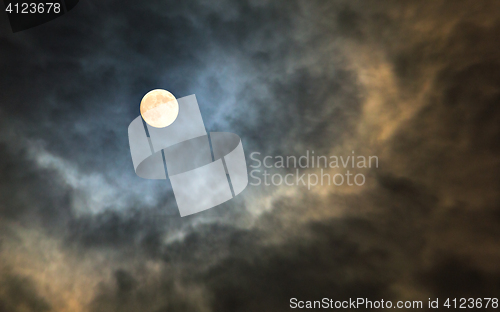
[0,0,499,311]
[85,176,434,312]
[0,139,74,228]
[0,271,51,312]
[419,256,500,299]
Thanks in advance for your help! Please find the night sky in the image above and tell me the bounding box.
[1,1,500,311]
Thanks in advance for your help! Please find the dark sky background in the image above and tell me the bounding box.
[1,0,500,311]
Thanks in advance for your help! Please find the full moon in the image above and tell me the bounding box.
[140,89,179,128]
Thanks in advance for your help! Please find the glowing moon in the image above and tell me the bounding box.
[140,89,179,128]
